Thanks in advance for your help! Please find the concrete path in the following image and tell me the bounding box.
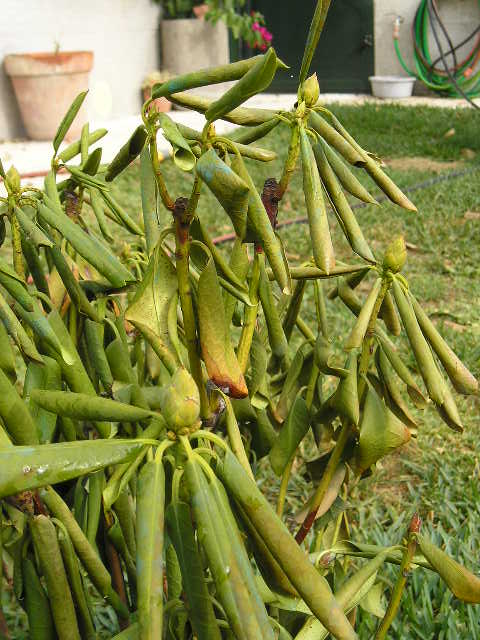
[1,92,477,195]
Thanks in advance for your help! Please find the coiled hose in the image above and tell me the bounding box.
[394,0,480,107]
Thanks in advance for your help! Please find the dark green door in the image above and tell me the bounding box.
[250,0,374,93]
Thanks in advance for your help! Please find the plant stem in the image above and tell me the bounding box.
[237,251,261,373]
[173,198,209,419]
[295,417,350,544]
[375,514,421,639]
[357,277,389,398]
[279,123,300,197]
[150,135,174,211]
[9,208,25,280]
[277,456,294,517]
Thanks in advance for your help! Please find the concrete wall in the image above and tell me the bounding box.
[0,0,160,141]
[374,0,480,78]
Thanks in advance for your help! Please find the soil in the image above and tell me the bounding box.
[384,156,462,173]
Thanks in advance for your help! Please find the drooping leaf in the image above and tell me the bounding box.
[197,255,247,398]
[30,390,155,422]
[416,534,480,603]
[166,501,222,640]
[353,385,411,473]
[137,458,165,638]
[140,145,160,254]
[159,114,196,171]
[205,49,283,122]
[231,153,290,294]
[125,242,179,375]
[105,125,148,181]
[153,56,264,98]
[300,128,335,274]
[37,202,135,287]
[24,356,62,444]
[270,390,310,476]
[196,148,249,238]
[53,91,88,153]
[0,439,146,498]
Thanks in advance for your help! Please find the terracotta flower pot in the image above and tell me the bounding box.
[4,51,94,141]
[143,87,172,114]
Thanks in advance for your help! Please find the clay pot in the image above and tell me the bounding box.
[4,51,93,141]
[143,87,172,114]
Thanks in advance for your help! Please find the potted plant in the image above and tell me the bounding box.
[156,0,272,77]
[142,71,173,113]
[3,45,93,141]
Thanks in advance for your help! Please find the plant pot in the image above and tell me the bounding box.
[4,51,94,141]
[161,18,229,78]
[143,87,172,113]
[369,76,416,99]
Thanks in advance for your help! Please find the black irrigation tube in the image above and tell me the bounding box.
[212,165,479,245]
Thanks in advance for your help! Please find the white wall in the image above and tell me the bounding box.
[0,0,160,141]
[374,0,480,78]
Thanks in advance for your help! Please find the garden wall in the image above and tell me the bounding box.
[0,0,160,141]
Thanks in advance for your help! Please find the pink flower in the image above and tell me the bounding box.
[252,22,261,32]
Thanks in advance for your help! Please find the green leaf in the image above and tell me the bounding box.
[30,516,81,639]
[159,115,196,171]
[125,243,179,375]
[218,450,357,640]
[353,385,411,473]
[30,390,155,422]
[0,289,43,363]
[37,202,135,287]
[391,277,445,406]
[258,254,288,360]
[53,91,88,154]
[318,139,377,204]
[358,582,385,618]
[331,352,360,426]
[166,501,222,640]
[137,459,165,638]
[140,146,160,254]
[197,254,248,398]
[313,142,374,261]
[206,48,281,122]
[345,278,382,350]
[57,128,107,162]
[22,556,56,640]
[196,148,249,238]
[105,125,148,181]
[416,534,480,603]
[409,291,478,395]
[169,91,279,126]
[153,55,264,98]
[15,207,53,248]
[299,0,332,83]
[24,357,62,444]
[0,439,146,498]
[314,335,349,378]
[270,390,310,476]
[231,153,290,294]
[300,128,335,273]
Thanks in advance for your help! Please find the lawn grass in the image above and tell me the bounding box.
[6,103,480,638]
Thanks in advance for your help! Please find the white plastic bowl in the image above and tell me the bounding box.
[369,75,416,99]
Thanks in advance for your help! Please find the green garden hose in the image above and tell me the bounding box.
[394,0,480,104]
